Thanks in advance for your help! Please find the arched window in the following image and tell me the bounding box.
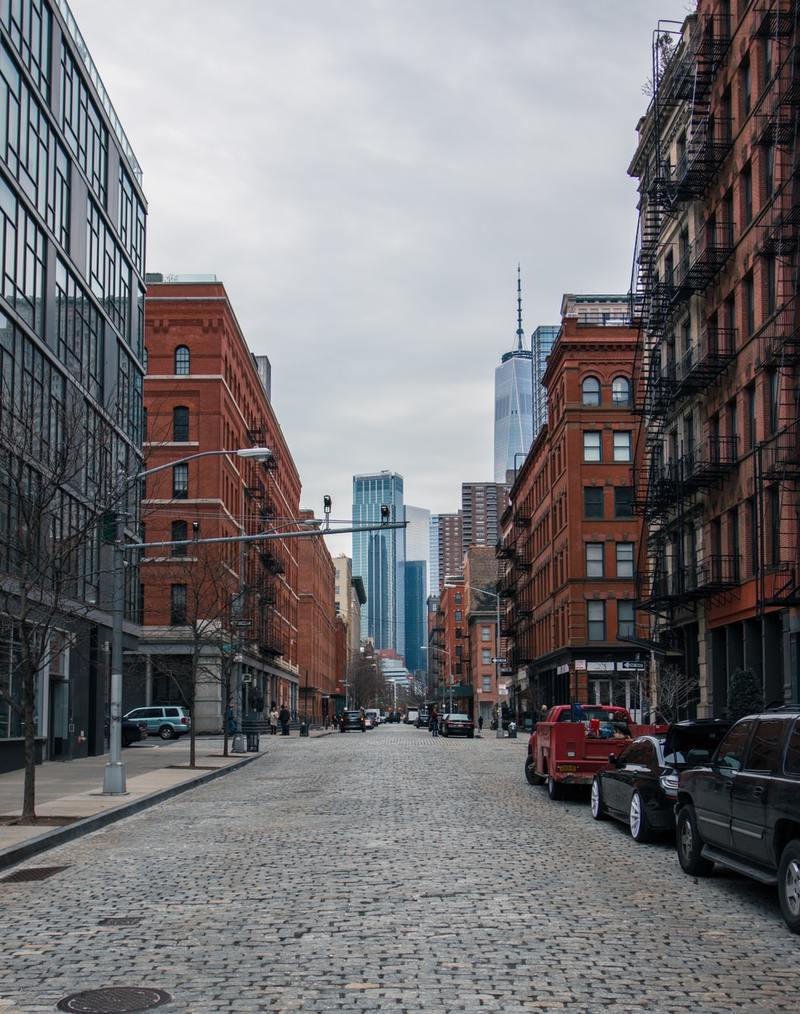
[612,376,631,406]
[581,376,601,406]
[173,406,189,442]
[171,520,188,556]
[175,345,190,375]
[143,346,149,373]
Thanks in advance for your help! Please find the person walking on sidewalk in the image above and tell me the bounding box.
[279,705,290,736]
[429,705,439,737]
[269,705,279,736]
[478,714,484,735]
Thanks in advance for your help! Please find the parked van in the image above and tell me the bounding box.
[405,708,419,725]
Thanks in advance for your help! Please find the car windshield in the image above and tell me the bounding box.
[664,725,731,767]
[447,715,469,722]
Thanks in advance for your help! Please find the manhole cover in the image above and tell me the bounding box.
[2,865,68,883]
[98,917,143,927]
[56,987,171,1013]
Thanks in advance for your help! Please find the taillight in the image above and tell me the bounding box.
[181,717,188,724]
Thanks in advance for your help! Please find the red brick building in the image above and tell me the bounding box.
[429,578,472,713]
[463,547,501,727]
[629,3,800,713]
[134,276,302,730]
[500,296,646,725]
[296,509,337,726]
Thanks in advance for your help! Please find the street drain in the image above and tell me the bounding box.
[98,917,144,927]
[56,987,171,1013]
[2,865,68,883]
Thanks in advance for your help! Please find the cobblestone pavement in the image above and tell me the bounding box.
[0,726,797,1013]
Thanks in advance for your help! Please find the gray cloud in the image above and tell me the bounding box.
[74,0,670,554]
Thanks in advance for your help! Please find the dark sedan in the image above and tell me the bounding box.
[441,713,475,738]
[590,720,731,842]
[339,710,366,733]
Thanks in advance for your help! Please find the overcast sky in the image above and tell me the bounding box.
[74,0,679,556]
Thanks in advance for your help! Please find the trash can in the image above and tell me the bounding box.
[508,722,517,739]
[246,731,259,752]
[299,721,309,737]
[231,733,246,753]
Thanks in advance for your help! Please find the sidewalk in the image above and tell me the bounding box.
[0,729,328,871]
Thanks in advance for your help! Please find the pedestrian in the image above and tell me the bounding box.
[429,705,439,737]
[279,704,290,736]
[478,714,484,734]
[269,705,279,736]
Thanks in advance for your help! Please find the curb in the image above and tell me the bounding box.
[0,752,263,873]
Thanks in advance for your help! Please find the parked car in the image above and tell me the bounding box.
[107,717,147,747]
[441,713,475,738]
[365,709,381,728]
[590,720,731,842]
[416,709,430,729]
[123,705,191,740]
[675,709,800,933]
[339,710,366,733]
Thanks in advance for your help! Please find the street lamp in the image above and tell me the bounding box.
[427,645,453,714]
[462,582,504,740]
[102,446,272,795]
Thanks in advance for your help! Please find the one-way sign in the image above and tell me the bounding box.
[491,658,507,664]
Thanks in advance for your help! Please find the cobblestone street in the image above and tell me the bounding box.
[1,725,797,1013]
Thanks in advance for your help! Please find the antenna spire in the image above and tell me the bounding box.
[516,263,524,351]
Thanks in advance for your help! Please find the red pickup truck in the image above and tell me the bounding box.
[525,704,665,801]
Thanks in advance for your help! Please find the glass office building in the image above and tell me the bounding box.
[531,325,559,437]
[352,471,405,658]
[404,560,426,675]
[0,0,147,771]
[493,348,533,483]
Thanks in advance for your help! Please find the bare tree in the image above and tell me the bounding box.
[651,664,699,724]
[0,383,122,822]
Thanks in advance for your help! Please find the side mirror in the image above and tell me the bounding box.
[608,753,619,766]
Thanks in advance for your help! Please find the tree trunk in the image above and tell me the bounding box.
[21,669,36,822]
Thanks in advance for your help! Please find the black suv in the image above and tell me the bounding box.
[676,709,800,932]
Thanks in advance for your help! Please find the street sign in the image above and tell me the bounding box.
[491,658,507,664]
[233,653,244,663]
[232,620,252,628]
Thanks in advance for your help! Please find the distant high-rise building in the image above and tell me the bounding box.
[531,325,559,436]
[404,505,430,673]
[461,482,508,555]
[428,516,440,597]
[435,511,464,587]
[352,471,405,658]
[494,267,533,482]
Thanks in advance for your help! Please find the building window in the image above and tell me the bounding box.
[748,496,758,577]
[746,383,756,451]
[614,486,634,518]
[586,543,604,578]
[61,42,108,205]
[583,431,601,462]
[584,487,604,519]
[769,485,780,566]
[454,593,462,604]
[173,406,189,442]
[481,626,491,642]
[616,542,635,578]
[764,143,775,199]
[455,645,462,658]
[768,370,779,434]
[742,162,753,226]
[617,601,635,638]
[728,507,740,582]
[741,55,751,117]
[171,520,188,556]
[765,255,777,317]
[587,601,605,641]
[170,584,187,625]
[175,345,190,375]
[173,463,188,499]
[611,376,631,406]
[613,431,632,462]
[482,676,491,692]
[454,609,462,622]
[582,376,601,406]
[481,648,491,665]
[0,176,46,334]
[743,273,755,336]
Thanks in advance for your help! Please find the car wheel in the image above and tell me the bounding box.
[547,775,562,801]
[629,791,650,842]
[676,804,713,876]
[590,777,606,820]
[525,755,545,786]
[468,731,474,739]
[159,725,175,740]
[778,839,800,933]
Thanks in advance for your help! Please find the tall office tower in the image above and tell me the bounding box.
[352,471,405,658]
[436,511,464,586]
[0,0,147,772]
[404,505,430,673]
[428,516,440,597]
[461,482,508,555]
[494,267,534,482]
[531,325,560,437]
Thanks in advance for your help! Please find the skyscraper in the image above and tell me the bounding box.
[461,482,508,555]
[494,267,534,483]
[428,516,440,597]
[434,511,464,588]
[352,471,405,658]
[531,325,560,437]
[403,505,430,674]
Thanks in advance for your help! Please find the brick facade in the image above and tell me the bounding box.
[296,509,337,726]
